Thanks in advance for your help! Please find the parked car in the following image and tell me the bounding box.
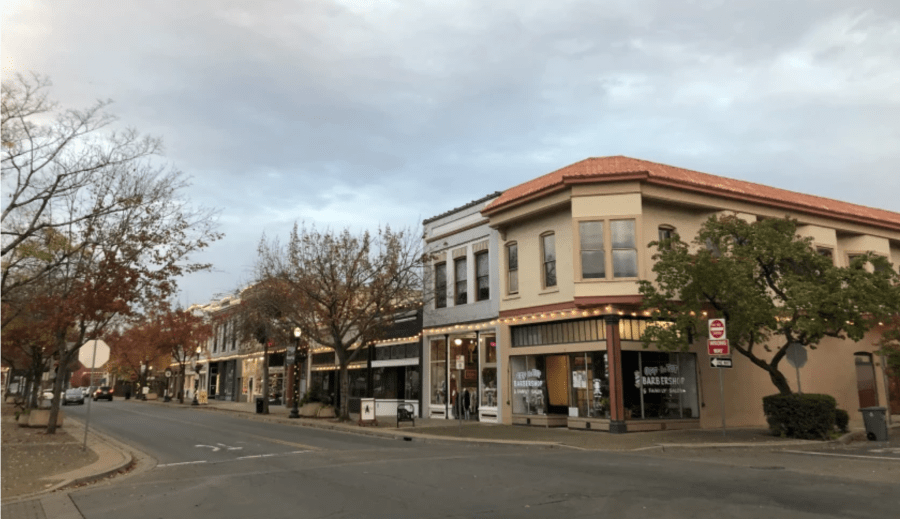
[93,386,114,401]
[81,386,95,398]
[64,388,85,405]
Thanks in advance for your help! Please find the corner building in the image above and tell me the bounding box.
[481,156,900,432]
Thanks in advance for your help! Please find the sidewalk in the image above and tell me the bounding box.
[194,399,858,451]
[1,406,136,519]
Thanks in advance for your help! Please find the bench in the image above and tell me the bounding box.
[397,403,415,427]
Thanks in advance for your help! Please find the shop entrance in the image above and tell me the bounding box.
[545,355,569,415]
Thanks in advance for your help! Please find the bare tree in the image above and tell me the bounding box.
[1,74,222,432]
[1,73,178,299]
[255,223,424,421]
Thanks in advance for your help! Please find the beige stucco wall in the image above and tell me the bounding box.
[891,242,900,270]
[838,234,891,266]
[500,207,574,312]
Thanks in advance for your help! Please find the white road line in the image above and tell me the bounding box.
[783,450,900,462]
[157,450,311,468]
[157,461,208,468]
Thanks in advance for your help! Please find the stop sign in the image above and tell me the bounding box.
[709,319,726,340]
[78,340,110,368]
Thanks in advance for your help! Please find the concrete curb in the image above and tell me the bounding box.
[1,416,136,505]
[193,404,832,452]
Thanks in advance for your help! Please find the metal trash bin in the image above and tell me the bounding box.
[859,407,889,441]
[255,397,265,414]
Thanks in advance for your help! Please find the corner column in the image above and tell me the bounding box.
[605,315,627,434]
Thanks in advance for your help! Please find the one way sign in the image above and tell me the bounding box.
[710,357,733,369]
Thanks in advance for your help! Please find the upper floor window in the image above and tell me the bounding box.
[434,262,447,309]
[541,233,557,288]
[578,218,638,279]
[611,220,637,278]
[213,325,219,352]
[507,242,518,294]
[579,221,604,279]
[475,251,490,301]
[657,226,675,250]
[454,257,468,305]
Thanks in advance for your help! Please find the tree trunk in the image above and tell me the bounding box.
[339,363,350,421]
[46,358,71,434]
[767,364,793,395]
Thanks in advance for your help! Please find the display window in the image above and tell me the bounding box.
[621,351,699,419]
[511,355,547,415]
[430,339,446,405]
[569,351,610,418]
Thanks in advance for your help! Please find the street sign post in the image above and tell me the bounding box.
[710,357,733,369]
[785,343,807,393]
[707,339,730,356]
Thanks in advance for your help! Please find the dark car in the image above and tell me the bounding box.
[93,386,114,401]
[64,388,85,405]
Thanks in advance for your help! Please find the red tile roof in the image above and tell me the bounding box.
[482,156,900,232]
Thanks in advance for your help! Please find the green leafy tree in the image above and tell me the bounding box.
[639,215,900,395]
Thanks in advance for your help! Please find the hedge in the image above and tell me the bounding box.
[762,393,838,440]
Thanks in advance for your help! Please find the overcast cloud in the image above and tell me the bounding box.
[4,0,899,305]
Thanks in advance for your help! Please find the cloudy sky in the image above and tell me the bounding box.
[4,0,899,305]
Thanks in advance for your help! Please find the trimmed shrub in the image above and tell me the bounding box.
[762,393,837,440]
[834,408,850,433]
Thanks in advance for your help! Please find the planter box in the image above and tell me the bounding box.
[145,393,158,400]
[21,409,64,428]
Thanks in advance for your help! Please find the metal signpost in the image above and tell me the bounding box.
[708,319,729,437]
[785,343,807,394]
[78,340,110,452]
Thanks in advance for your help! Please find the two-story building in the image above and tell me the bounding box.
[481,156,900,432]
[422,193,504,422]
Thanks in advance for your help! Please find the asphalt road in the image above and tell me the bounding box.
[64,401,900,519]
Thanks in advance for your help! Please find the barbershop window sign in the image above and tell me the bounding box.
[514,369,543,388]
[634,363,686,394]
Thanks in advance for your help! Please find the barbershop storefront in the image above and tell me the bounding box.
[506,316,700,431]
[427,329,499,423]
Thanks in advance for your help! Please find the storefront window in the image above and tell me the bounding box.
[430,339,446,405]
[511,355,547,415]
[481,368,497,407]
[622,351,699,420]
[569,351,609,418]
[350,370,367,398]
[405,366,421,401]
[483,334,497,363]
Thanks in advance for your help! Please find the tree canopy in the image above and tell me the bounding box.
[639,214,900,395]
[254,223,424,420]
[2,73,221,432]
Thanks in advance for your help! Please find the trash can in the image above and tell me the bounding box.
[859,407,889,441]
[255,397,265,414]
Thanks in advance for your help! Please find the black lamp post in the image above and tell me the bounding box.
[191,348,201,406]
[289,327,302,419]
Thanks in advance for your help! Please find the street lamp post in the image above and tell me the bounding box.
[191,348,201,406]
[289,327,302,419]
